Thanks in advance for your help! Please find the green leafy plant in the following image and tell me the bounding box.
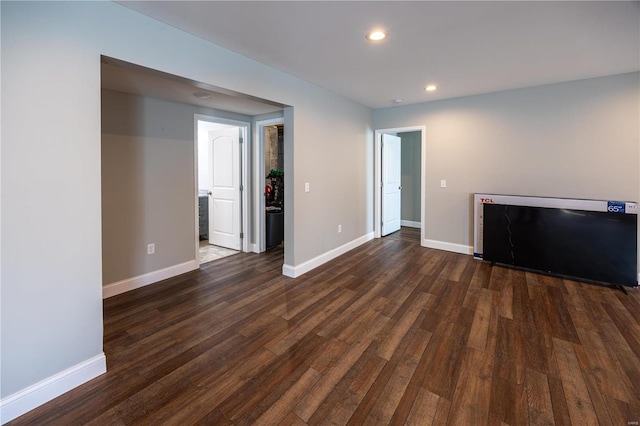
[266,169,284,208]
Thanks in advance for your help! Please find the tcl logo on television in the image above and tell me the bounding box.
[480,198,495,204]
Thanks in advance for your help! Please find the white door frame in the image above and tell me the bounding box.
[374,126,426,245]
[254,117,284,253]
[194,114,250,267]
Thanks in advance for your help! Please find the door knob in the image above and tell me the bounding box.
[399,186,402,190]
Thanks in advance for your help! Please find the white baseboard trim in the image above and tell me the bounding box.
[423,238,473,255]
[282,232,375,278]
[250,243,260,254]
[401,220,421,228]
[103,260,198,299]
[282,263,296,277]
[0,353,106,425]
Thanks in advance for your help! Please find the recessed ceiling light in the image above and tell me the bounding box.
[366,30,387,41]
[425,85,437,92]
[193,92,211,99]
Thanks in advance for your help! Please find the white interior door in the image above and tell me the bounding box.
[382,133,402,236]
[208,127,241,250]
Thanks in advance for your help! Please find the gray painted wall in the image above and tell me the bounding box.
[374,72,640,249]
[398,131,421,223]
[1,1,372,399]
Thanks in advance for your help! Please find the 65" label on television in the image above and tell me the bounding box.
[607,201,625,213]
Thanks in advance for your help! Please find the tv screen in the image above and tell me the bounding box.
[482,203,638,287]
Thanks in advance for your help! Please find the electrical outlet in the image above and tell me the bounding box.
[305,182,310,193]
[147,243,155,255]
[338,224,342,233]
[440,179,447,188]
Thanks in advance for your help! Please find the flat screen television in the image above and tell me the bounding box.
[473,194,638,288]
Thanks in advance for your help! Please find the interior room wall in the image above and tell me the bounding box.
[101,89,253,285]
[289,98,372,265]
[198,135,211,191]
[398,131,422,224]
[1,0,372,409]
[265,126,279,178]
[374,72,640,251]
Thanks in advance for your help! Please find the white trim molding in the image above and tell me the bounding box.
[400,220,421,229]
[282,263,296,278]
[283,232,375,278]
[422,239,473,255]
[0,354,106,424]
[102,260,197,299]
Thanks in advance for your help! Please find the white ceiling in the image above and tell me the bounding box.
[117,1,639,109]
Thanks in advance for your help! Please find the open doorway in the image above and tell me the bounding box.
[374,126,426,244]
[196,116,249,265]
[254,118,285,253]
[101,55,292,297]
[264,124,285,249]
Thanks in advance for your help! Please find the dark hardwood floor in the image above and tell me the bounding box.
[10,227,640,425]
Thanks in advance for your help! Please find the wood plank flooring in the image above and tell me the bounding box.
[9,227,640,425]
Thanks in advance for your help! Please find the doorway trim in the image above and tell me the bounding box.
[194,114,250,267]
[374,126,426,245]
[254,117,285,253]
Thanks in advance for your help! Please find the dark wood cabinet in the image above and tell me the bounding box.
[199,196,208,240]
